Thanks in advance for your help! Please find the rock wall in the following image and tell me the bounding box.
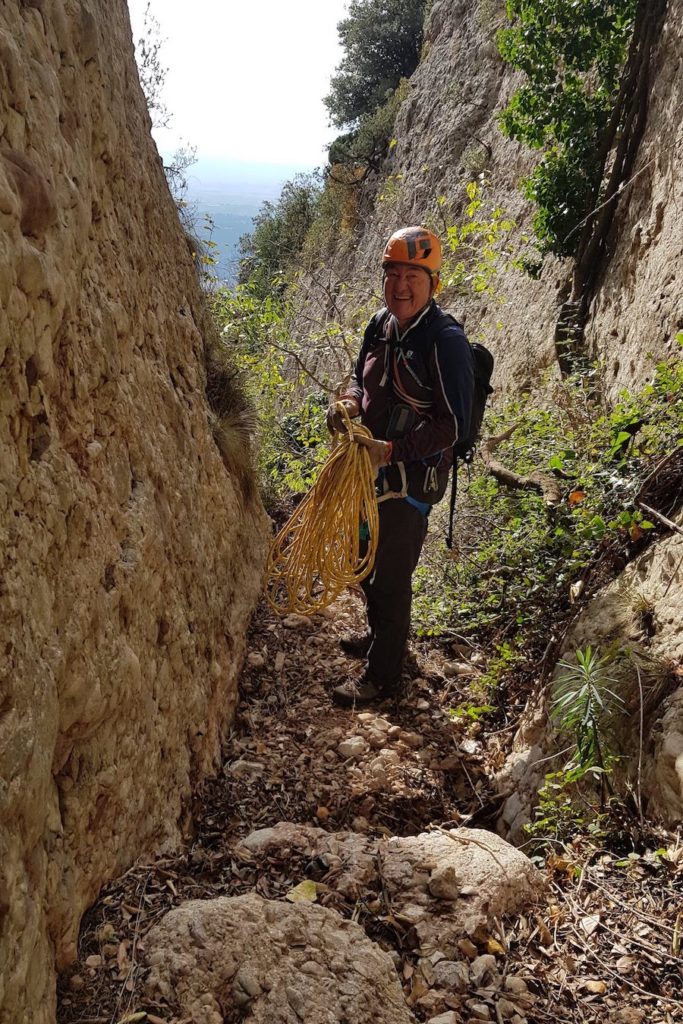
[585,0,683,395]
[0,2,268,1021]
[297,0,563,395]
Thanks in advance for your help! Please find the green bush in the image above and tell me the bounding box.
[324,0,427,130]
[413,348,683,643]
[497,0,637,256]
[328,79,410,176]
[211,284,331,505]
[238,173,324,300]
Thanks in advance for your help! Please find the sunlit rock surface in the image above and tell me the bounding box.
[0,2,268,1019]
[239,823,544,950]
[145,894,415,1024]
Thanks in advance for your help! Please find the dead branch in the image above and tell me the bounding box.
[481,424,563,505]
[266,336,331,391]
[637,501,683,537]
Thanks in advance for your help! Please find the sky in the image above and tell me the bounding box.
[126,0,347,173]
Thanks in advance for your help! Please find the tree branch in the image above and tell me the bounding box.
[481,424,563,505]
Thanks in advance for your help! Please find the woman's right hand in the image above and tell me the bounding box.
[326,398,360,433]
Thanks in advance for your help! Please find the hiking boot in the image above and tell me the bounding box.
[339,631,372,658]
[403,647,422,678]
[331,672,395,708]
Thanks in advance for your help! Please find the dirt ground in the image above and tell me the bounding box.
[57,591,683,1024]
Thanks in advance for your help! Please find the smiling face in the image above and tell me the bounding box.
[383,262,436,328]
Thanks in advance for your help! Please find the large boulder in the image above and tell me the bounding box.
[145,894,414,1024]
[239,823,543,953]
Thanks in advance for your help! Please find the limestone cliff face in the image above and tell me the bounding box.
[584,1,683,390]
[0,2,268,1020]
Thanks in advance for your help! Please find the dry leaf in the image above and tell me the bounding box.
[285,880,318,903]
[535,916,553,946]
[583,980,607,995]
[274,651,286,672]
[116,940,131,973]
[486,937,506,955]
[580,914,600,937]
[406,974,430,1006]
[457,938,478,958]
[116,1014,147,1024]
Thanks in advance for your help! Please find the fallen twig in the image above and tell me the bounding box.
[637,500,683,536]
[429,824,509,875]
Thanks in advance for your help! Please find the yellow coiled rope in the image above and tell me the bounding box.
[265,404,379,615]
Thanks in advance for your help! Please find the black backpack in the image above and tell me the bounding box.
[411,311,494,548]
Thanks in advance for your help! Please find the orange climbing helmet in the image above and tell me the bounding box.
[382,226,442,276]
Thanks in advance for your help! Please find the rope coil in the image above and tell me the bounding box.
[265,403,379,615]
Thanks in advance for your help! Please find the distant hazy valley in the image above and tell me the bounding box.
[182,159,308,284]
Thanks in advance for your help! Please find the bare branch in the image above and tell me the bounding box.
[481,424,563,505]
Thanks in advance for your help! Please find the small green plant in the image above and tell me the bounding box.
[377,172,405,208]
[525,645,628,845]
[450,703,495,723]
[551,646,624,776]
[525,768,611,844]
[438,180,516,300]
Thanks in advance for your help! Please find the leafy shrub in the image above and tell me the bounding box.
[497,0,637,256]
[324,0,427,131]
[439,180,516,300]
[413,349,683,643]
[238,173,324,300]
[211,284,331,506]
[328,79,410,178]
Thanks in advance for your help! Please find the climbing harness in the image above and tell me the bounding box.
[264,403,379,616]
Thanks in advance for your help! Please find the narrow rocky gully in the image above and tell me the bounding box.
[57,591,683,1024]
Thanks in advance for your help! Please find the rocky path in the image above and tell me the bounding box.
[57,594,683,1024]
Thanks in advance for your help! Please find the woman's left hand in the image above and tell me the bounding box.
[353,435,391,474]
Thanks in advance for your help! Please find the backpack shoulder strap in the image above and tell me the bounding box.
[418,308,462,352]
[419,307,467,551]
[446,456,458,550]
[367,307,391,346]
